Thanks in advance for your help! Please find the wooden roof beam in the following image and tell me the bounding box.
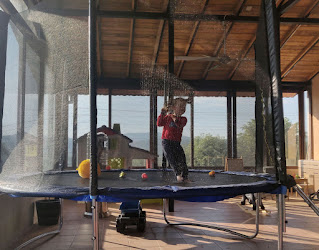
[281,1,319,79]
[202,0,247,80]
[227,0,284,80]
[280,0,319,48]
[152,20,165,66]
[279,0,301,15]
[201,23,232,79]
[176,20,200,76]
[151,0,169,68]
[276,0,286,8]
[127,0,137,77]
[282,35,319,78]
[98,77,310,92]
[97,11,319,25]
[229,0,318,81]
[176,0,210,77]
[29,8,319,25]
[228,35,256,80]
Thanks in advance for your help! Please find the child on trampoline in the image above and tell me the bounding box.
[157,98,190,183]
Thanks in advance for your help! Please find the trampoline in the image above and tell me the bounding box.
[0,169,282,201]
[0,0,289,250]
[0,168,286,249]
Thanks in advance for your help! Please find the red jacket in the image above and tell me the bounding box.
[157,113,187,142]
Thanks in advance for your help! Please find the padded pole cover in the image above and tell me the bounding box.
[89,0,98,196]
[256,0,287,184]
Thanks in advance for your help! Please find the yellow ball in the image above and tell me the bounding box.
[119,171,126,178]
[209,170,215,176]
[76,159,101,179]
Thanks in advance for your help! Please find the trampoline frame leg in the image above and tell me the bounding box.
[162,193,261,239]
[277,194,285,250]
[92,199,99,250]
[15,198,64,250]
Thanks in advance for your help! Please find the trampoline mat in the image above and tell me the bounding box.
[0,169,281,201]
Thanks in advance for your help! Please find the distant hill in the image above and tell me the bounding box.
[2,133,190,168]
[124,133,191,160]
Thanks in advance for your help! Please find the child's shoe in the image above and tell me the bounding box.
[183,178,193,183]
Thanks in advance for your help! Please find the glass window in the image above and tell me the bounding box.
[304,91,310,159]
[97,95,108,129]
[237,96,256,167]
[1,23,20,168]
[23,45,40,168]
[112,96,150,150]
[283,94,299,166]
[191,97,227,167]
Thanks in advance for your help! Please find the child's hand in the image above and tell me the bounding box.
[161,106,169,114]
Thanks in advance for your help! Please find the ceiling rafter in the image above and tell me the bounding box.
[97,11,319,25]
[228,35,256,80]
[281,1,319,79]
[279,0,301,15]
[282,35,319,78]
[228,0,315,81]
[151,0,169,69]
[152,20,165,66]
[127,0,137,77]
[276,0,286,8]
[202,0,247,79]
[98,77,310,93]
[176,0,210,77]
[227,0,280,81]
[280,0,319,48]
[201,23,231,79]
[28,7,319,25]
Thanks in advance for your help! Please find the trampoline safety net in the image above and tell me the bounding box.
[0,0,286,199]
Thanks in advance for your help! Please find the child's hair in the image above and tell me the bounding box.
[172,98,187,107]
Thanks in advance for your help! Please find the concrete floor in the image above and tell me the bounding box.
[12,195,319,250]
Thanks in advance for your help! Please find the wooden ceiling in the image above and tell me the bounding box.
[95,0,319,83]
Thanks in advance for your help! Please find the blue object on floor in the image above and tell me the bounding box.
[116,200,146,233]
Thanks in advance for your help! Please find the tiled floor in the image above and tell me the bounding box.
[13,195,319,250]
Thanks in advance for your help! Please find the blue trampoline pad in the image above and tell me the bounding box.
[0,169,284,202]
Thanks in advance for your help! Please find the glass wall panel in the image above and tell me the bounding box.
[304,91,310,159]
[1,24,20,169]
[237,96,256,167]
[283,94,299,166]
[112,96,150,150]
[2,3,89,176]
[191,97,227,167]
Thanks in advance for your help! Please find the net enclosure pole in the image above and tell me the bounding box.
[232,91,237,158]
[167,0,175,212]
[89,0,99,249]
[89,0,98,199]
[257,1,287,248]
[227,92,232,159]
[264,0,287,184]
